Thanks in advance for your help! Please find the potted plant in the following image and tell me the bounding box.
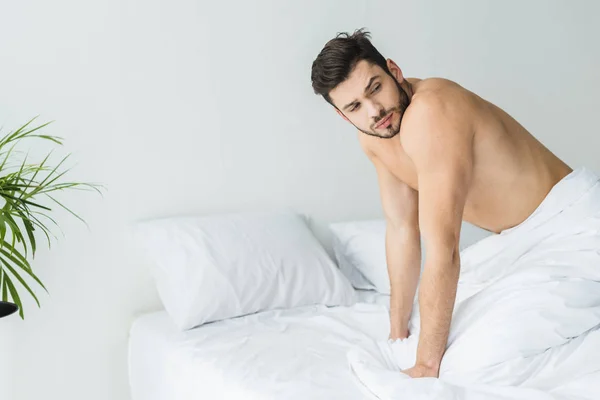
[0,118,103,319]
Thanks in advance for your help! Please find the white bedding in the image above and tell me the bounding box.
[129,167,600,400]
[128,289,390,400]
[348,166,600,399]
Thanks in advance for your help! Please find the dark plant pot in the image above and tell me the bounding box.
[0,301,18,319]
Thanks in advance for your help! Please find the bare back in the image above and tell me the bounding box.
[360,78,573,234]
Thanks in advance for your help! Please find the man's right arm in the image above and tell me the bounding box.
[368,153,421,340]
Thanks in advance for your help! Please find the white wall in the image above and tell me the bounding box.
[0,1,598,399]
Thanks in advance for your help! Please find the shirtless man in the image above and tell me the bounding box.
[311,29,573,379]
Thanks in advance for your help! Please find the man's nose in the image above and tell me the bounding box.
[366,101,384,120]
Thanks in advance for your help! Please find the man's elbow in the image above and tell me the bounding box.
[424,236,460,266]
[385,212,419,234]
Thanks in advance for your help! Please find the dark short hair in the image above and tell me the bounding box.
[311,28,389,106]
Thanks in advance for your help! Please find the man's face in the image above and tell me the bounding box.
[329,60,410,139]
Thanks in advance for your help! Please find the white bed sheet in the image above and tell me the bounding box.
[348,166,600,399]
[128,289,391,400]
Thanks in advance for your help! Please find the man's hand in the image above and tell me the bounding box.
[388,326,409,341]
[401,363,439,378]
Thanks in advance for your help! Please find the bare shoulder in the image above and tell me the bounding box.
[401,78,476,157]
[412,77,465,94]
[410,77,476,110]
[406,77,476,128]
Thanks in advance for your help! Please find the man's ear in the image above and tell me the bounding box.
[335,108,350,122]
[386,59,404,83]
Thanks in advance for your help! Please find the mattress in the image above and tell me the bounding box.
[128,289,390,400]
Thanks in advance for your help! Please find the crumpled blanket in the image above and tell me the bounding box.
[348,166,600,400]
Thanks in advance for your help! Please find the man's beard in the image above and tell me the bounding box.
[356,79,410,139]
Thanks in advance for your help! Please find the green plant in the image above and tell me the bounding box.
[0,118,104,318]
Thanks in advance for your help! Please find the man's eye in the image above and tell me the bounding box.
[372,83,381,93]
[350,103,360,112]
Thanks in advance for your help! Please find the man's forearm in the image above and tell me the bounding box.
[386,225,421,339]
[415,247,460,371]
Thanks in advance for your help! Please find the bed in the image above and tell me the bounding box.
[129,206,600,400]
[128,289,390,400]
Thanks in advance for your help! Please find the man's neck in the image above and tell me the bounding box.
[403,78,421,100]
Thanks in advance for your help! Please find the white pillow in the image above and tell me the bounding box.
[330,220,387,292]
[132,210,357,330]
[330,219,494,294]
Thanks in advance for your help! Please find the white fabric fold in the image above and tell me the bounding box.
[348,166,600,399]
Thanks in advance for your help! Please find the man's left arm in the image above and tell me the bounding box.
[401,97,474,377]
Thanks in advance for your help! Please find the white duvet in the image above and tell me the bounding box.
[348,166,600,399]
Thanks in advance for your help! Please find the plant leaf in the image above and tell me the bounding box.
[0,246,47,293]
[0,269,6,302]
[45,194,88,228]
[0,240,30,270]
[3,273,24,318]
[0,256,40,307]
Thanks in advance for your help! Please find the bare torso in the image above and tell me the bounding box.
[359,77,573,234]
